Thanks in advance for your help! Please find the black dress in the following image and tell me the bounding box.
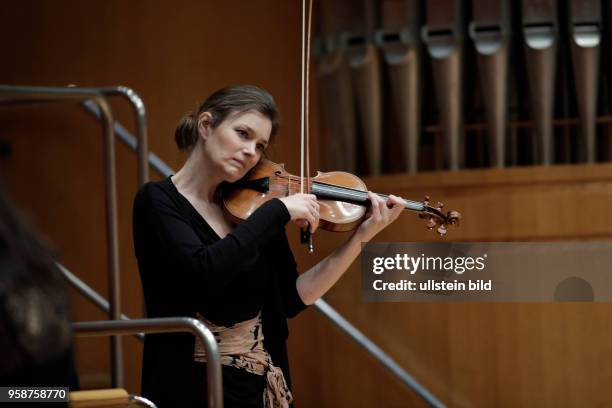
[132,177,307,407]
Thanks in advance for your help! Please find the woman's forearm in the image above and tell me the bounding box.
[296,230,366,305]
[295,192,406,305]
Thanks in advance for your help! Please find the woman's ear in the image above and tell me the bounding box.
[197,112,213,141]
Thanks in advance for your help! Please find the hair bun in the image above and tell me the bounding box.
[174,112,198,151]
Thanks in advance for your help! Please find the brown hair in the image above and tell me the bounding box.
[174,85,280,151]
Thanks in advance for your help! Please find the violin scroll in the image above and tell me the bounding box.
[419,195,462,237]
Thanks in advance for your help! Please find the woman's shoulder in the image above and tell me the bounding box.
[135,177,173,201]
[133,177,180,212]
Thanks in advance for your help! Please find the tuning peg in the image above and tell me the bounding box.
[437,225,447,236]
[447,210,461,226]
[436,202,444,210]
[423,195,430,206]
[426,217,437,229]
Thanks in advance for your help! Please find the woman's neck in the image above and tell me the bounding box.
[172,144,221,203]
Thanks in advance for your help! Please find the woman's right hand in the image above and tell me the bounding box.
[278,194,320,233]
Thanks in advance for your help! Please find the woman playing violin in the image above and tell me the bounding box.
[132,85,405,408]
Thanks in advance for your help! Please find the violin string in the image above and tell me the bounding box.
[314,183,425,211]
[274,175,422,206]
[272,175,425,211]
[273,176,373,201]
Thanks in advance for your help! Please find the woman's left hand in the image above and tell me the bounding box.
[356,192,405,242]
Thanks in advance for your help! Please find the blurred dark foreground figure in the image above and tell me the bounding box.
[0,183,79,404]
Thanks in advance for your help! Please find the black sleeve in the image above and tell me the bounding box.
[134,183,291,294]
[270,229,308,318]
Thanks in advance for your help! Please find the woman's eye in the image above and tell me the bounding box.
[257,144,266,151]
[237,129,248,137]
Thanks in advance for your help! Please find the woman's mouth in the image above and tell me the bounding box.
[231,158,245,168]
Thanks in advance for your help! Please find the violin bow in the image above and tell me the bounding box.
[300,0,315,252]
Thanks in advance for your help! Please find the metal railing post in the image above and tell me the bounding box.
[96,86,149,185]
[81,100,173,177]
[73,318,223,408]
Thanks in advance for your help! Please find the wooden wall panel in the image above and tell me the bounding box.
[288,164,612,407]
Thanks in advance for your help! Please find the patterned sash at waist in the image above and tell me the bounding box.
[194,312,292,408]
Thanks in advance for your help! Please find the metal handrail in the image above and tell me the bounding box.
[94,86,149,186]
[81,100,173,176]
[73,318,223,408]
[316,301,445,408]
[86,112,445,407]
[57,262,144,341]
[0,85,124,387]
[129,394,157,408]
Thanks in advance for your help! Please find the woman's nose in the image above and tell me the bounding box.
[243,142,257,156]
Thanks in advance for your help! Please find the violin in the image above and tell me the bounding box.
[221,159,461,237]
[222,0,461,246]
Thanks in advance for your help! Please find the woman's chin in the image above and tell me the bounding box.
[225,169,247,183]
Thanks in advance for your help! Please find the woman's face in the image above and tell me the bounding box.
[199,109,272,182]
